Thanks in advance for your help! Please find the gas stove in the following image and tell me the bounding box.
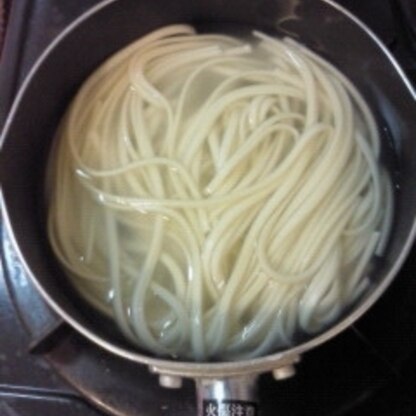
[1,1,416,415]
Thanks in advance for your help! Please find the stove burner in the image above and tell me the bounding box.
[1,1,416,415]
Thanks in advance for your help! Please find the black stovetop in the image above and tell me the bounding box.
[1,1,416,415]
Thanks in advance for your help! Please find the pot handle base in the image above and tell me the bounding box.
[196,375,259,416]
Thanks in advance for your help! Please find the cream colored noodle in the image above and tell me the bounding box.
[47,24,393,360]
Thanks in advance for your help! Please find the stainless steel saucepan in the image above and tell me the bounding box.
[1,0,416,414]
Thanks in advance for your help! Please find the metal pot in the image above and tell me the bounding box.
[1,0,416,414]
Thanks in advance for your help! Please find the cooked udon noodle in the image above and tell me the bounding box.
[46,25,393,360]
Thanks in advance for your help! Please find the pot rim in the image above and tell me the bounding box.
[1,0,415,377]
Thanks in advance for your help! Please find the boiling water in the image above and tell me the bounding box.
[46,24,393,361]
